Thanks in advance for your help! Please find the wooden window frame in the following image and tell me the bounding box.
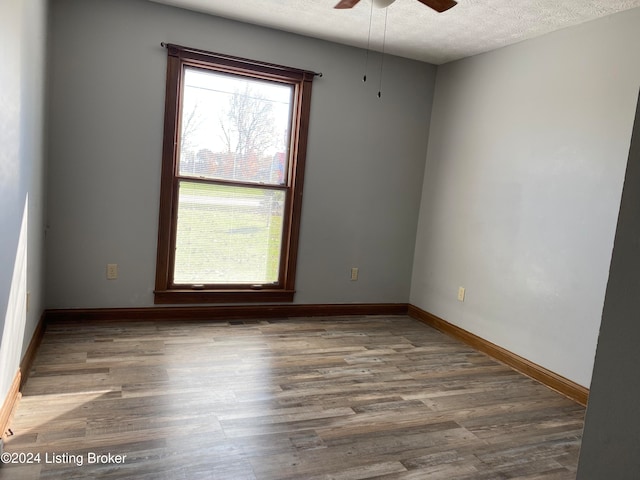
[154,44,314,304]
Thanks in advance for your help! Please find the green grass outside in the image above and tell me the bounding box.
[174,181,284,284]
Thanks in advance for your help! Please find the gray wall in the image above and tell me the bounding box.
[411,8,640,387]
[0,0,47,406]
[577,91,640,479]
[45,0,435,309]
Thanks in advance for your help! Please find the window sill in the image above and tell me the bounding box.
[154,289,295,304]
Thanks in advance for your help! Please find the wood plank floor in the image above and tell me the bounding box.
[1,315,584,479]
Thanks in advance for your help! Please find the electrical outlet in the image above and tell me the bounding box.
[351,267,359,281]
[106,264,118,280]
[457,286,465,302]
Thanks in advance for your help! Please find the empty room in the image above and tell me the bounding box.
[1,0,640,478]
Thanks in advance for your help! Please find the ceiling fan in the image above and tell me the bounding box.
[335,0,457,13]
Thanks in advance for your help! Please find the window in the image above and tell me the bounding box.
[154,44,315,303]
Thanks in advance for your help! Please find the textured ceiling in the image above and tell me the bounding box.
[148,0,640,64]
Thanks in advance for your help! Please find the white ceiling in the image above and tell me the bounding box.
[149,0,640,64]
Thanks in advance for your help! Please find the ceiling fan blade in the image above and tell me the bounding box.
[334,0,362,8]
[415,0,457,13]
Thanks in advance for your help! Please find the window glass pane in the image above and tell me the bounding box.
[179,67,293,186]
[174,181,285,285]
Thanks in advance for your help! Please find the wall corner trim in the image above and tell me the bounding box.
[407,305,589,406]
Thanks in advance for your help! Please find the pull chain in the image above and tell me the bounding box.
[363,0,374,82]
[377,7,388,98]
